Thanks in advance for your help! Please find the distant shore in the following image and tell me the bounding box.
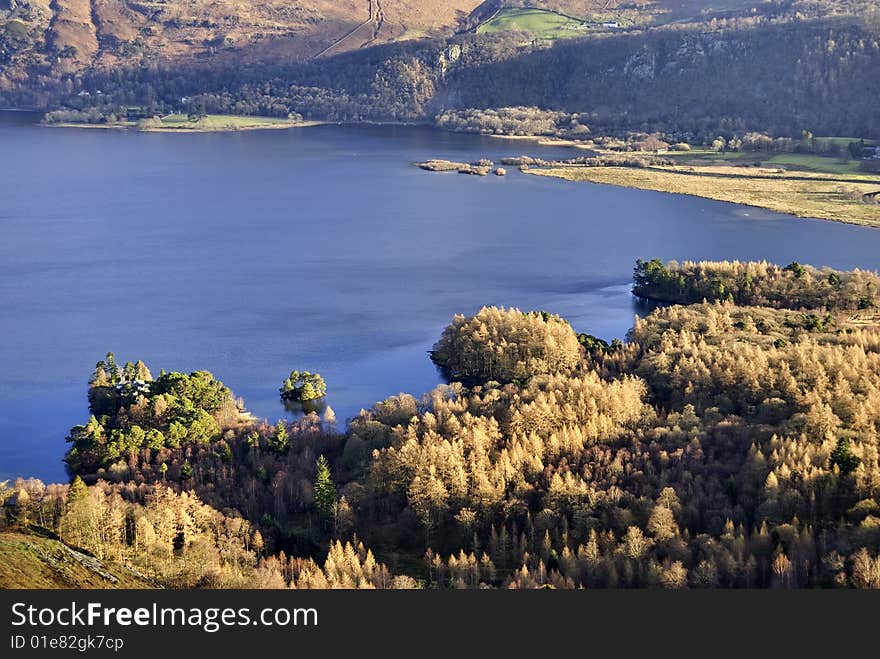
[143,119,326,133]
[40,114,326,133]
[43,122,129,131]
[488,133,595,150]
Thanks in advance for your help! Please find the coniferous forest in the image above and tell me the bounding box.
[3,259,879,589]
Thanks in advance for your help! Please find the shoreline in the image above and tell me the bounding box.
[10,109,586,143]
[42,122,129,130]
[337,119,430,128]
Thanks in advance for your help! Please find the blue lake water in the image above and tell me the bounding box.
[2,111,880,482]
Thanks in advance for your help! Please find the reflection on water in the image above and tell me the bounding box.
[2,111,880,481]
[282,397,329,418]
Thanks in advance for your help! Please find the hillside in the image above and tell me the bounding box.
[3,1,874,81]
[3,3,880,143]
[0,530,156,588]
[21,13,875,141]
[0,0,486,81]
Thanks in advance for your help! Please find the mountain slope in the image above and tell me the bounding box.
[0,530,157,589]
[3,1,873,81]
[0,0,486,77]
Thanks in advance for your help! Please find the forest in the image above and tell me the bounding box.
[3,258,879,589]
[633,259,880,310]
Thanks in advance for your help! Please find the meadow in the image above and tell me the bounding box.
[764,153,865,175]
[476,8,590,40]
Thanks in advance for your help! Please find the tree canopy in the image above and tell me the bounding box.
[431,306,583,383]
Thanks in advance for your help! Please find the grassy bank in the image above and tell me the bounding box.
[528,164,880,227]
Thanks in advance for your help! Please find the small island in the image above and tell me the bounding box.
[279,370,327,402]
[415,159,495,176]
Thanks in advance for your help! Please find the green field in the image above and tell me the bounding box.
[813,136,875,147]
[667,148,869,176]
[154,114,293,131]
[765,153,864,175]
[476,9,588,40]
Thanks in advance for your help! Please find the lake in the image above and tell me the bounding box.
[3,111,880,483]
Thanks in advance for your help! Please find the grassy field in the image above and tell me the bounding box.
[814,136,875,147]
[528,164,880,227]
[477,8,588,39]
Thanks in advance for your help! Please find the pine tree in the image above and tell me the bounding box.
[134,360,153,381]
[271,421,289,454]
[246,431,260,451]
[90,363,109,388]
[830,437,861,475]
[66,476,89,506]
[105,352,120,383]
[314,455,337,521]
[300,381,317,401]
